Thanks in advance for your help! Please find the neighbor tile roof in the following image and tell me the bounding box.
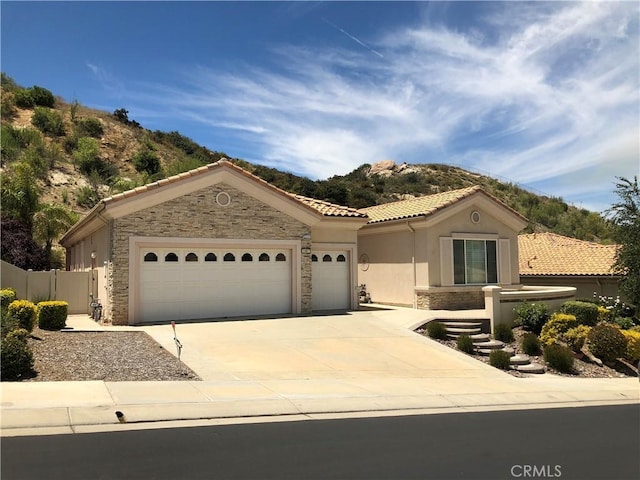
[102,159,366,218]
[518,232,619,276]
[359,186,525,224]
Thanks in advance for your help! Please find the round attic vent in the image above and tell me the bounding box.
[470,210,481,224]
[216,191,231,207]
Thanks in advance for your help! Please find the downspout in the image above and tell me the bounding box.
[407,221,417,309]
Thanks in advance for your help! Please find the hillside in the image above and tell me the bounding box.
[1,73,614,269]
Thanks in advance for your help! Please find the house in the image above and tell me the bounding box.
[59,160,368,325]
[356,187,528,310]
[518,232,620,300]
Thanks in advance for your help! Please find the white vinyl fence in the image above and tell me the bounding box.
[1,260,90,314]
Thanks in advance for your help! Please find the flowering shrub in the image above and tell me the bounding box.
[562,325,591,352]
[539,313,580,346]
[621,329,640,363]
[593,293,636,323]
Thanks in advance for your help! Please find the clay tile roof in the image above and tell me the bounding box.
[519,233,620,276]
[290,194,367,218]
[359,186,485,223]
[100,158,366,218]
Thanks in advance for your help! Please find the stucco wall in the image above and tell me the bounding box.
[520,276,620,302]
[357,228,415,306]
[424,205,521,287]
[109,183,311,324]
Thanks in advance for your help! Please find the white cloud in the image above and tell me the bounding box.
[121,2,638,208]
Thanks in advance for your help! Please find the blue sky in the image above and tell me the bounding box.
[2,1,638,213]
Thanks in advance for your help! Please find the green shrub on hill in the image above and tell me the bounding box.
[31,107,65,137]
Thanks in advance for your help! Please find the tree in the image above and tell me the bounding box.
[0,162,40,228]
[606,176,640,307]
[0,217,47,270]
[33,204,79,270]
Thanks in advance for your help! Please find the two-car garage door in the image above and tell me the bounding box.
[139,247,292,323]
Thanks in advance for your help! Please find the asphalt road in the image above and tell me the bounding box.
[2,405,638,480]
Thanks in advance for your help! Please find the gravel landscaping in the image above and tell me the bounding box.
[25,327,200,382]
[417,325,635,378]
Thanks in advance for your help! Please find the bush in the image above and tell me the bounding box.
[1,314,20,339]
[7,300,37,332]
[75,185,101,208]
[621,330,640,363]
[456,334,475,354]
[37,301,68,330]
[586,323,627,363]
[73,137,117,182]
[14,88,34,108]
[562,325,591,352]
[513,302,549,334]
[31,107,65,136]
[426,321,447,340]
[596,306,610,323]
[521,333,541,356]
[559,301,599,326]
[0,328,34,380]
[76,117,104,138]
[29,86,55,107]
[543,344,574,373]
[493,323,514,343]
[489,350,511,370]
[612,316,635,330]
[1,93,17,121]
[0,289,17,309]
[132,149,161,176]
[539,313,580,346]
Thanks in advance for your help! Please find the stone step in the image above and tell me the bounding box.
[477,347,512,356]
[471,333,491,343]
[444,327,482,335]
[515,362,546,374]
[509,354,531,365]
[474,339,504,348]
[442,321,484,328]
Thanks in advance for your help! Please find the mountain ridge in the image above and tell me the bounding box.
[1,74,614,250]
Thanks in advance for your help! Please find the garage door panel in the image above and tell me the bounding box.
[139,247,292,322]
[312,251,350,311]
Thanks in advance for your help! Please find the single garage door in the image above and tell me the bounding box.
[312,251,350,311]
[138,247,292,323]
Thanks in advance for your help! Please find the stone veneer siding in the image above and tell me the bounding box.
[416,290,485,310]
[109,183,311,325]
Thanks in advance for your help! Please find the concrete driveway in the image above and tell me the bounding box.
[140,307,506,383]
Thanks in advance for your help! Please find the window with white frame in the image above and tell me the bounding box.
[453,239,497,285]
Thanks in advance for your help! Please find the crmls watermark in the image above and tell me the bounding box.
[510,465,562,478]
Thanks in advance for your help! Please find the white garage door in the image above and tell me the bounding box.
[312,251,350,311]
[138,247,292,323]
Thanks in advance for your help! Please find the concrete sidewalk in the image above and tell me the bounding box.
[1,307,638,436]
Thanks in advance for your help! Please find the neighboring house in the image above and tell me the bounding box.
[60,160,368,325]
[357,187,528,310]
[518,232,620,300]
